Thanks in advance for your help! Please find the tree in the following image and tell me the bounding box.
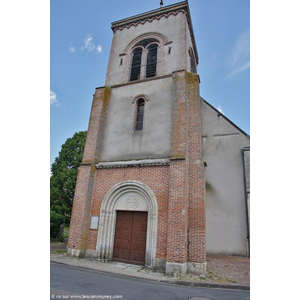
[50,131,87,238]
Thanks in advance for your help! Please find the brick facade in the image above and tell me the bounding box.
[68,1,206,275]
[88,165,170,257]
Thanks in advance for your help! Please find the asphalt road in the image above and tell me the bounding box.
[50,262,250,300]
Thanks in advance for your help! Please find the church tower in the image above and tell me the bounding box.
[68,0,206,275]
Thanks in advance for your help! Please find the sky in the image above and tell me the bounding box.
[50,0,250,168]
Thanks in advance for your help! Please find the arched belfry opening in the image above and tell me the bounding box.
[124,32,167,82]
[124,32,167,54]
[96,181,158,268]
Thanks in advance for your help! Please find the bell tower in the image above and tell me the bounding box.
[68,0,206,275]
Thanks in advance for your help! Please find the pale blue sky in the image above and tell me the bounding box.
[50,0,250,167]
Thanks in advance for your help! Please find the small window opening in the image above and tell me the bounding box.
[130,48,143,81]
[120,58,123,65]
[189,49,197,74]
[146,44,158,78]
[136,99,145,131]
[167,46,172,55]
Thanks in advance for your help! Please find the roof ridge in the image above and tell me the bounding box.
[200,96,250,138]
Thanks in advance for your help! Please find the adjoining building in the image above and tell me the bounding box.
[67,1,250,276]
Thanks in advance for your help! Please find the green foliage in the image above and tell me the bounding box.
[50,209,66,238]
[50,131,87,237]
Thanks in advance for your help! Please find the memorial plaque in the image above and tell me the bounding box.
[90,216,99,229]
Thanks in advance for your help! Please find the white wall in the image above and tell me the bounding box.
[201,99,250,255]
[101,77,173,161]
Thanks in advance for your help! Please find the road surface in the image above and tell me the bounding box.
[50,262,250,300]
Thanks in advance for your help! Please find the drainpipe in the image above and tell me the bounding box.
[241,146,250,257]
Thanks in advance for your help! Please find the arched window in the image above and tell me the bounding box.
[130,48,143,81]
[129,38,159,81]
[136,38,158,48]
[135,98,145,131]
[146,44,158,78]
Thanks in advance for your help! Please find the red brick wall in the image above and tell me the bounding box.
[166,70,206,265]
[186,72,206,263]
[166,70,189,264]
[87,165,170,259]
[67,164,96,251]
[68,86,111,252]
[166,159,188,263]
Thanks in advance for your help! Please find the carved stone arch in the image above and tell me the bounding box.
[132,94,149,104]
[96,180,158,268]
[124,32,168,54]
[124,32,167,81]
[132,95,148,131]
[145,41,159,50]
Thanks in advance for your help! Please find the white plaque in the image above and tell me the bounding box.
[90,216,99,230]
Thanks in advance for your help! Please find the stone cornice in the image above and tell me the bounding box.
[111,1,187,30]
[111,1,198,63]
[96,158,170,169]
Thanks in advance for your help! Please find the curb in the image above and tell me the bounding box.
[50,257,250,291]
[50,259,175,284]
[174,280,250,290]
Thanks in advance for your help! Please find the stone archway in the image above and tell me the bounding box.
[96,180,158,268]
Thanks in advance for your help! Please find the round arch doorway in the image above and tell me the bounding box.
[96,180,158,268]
[113,210,148,265]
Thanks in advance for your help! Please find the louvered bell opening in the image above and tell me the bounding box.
[130,48,143,81]
[190,51,197,74]
[191,57,196,73]
[136,99,145,131]
[146,45,158,78]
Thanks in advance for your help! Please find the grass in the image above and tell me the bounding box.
[51,249,67,254]
[196,271,236,284]
[216,276,236,283]
[137,266,146,272]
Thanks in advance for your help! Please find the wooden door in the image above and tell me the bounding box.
[113,211,148,265]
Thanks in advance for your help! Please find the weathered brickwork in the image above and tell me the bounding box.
[68,72,206,270]
[171,71,188,159]
[68,86,111,255]
[179,12,188,70]
[87,165,170,259]
[166,159,188,264]
[186,72,206,264]
[82,87,111,164]
[67,164,96,254]
[165,70,206,271]
[68,1,206,274]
